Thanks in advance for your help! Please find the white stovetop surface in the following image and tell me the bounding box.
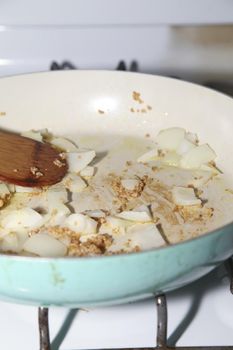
[1,264,233,350]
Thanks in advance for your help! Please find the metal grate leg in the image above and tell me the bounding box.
[38,307,51,350]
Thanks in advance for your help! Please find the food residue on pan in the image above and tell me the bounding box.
[0,127,232,258]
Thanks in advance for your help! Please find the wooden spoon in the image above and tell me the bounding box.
[0,131,67,187]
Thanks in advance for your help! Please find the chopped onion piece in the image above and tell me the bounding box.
[1,233,20,253]
[1,208,43,230]
[15,186,42,194]
[47,186,68,205]
[67,150,96,173]
[64,213,97,234]
[185,132,198,144]
[23,233,67,257]
[155,127,185,150]
[46,203,70,226]
[176,139,196,155]
[21,130,43,142]
[50,137,78,152]
[127,223,166,249]
[180,144,216,169]
[116,210,152,222]
[99,216,131,235]
[0,183,10,195]
[172,186,201,206]
[109,223,165,252]
[85,210,106,218]
[162,152,181,167]
[63,173,87,193]
[80,166,95,177]
[137,148,158,163]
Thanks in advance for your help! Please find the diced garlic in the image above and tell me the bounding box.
[116,210,152,222]
[63,173,87,193]
[162,152,181,167]
[155,127,185,150]
[121,179,139,191]
[80,166,95,177]
[137,148,158,163]
[85,210,106,218]
[67,150,96,173]
[21,130,43,142]
[23,233,67,257]
[172,186,201,206]
[50,137,78,152]
[64,213,97,235]
[176,139,196,155]
[1,208,44,230]
[185,132,198,144]
[180,144,216,169]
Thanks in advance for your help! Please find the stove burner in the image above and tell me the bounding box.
[50,60,139,72]
[50,61,76,70]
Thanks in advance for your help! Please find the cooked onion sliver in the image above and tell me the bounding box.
[1,208,44,230]
[23,233,67,257]
[47,186,68,205]
[21,130,43,142]
[67,150,96,173]
[127,223,166,249]
[46,203,70,226]
[185,132,198,144]
[80,166,95,177]
[162,152,181,167]
[50,137,78,152]
[137,148,158,163]
[155,127,185,150]
[99,216,131,236]
[64,213,97,234]
[85,210,106,218]
[0,183,10,196]
[176,139,196,155]
[1,233,20,253]
[172,186,201,206]
[63,173,87,193]
[180,144,216,169]
[116,210,152,222]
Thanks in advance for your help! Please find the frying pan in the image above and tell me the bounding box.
[0,70,232,307]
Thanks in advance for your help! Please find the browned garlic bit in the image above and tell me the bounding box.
[0,127,230,257]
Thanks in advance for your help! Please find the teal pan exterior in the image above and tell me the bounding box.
[0,223,232,307]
